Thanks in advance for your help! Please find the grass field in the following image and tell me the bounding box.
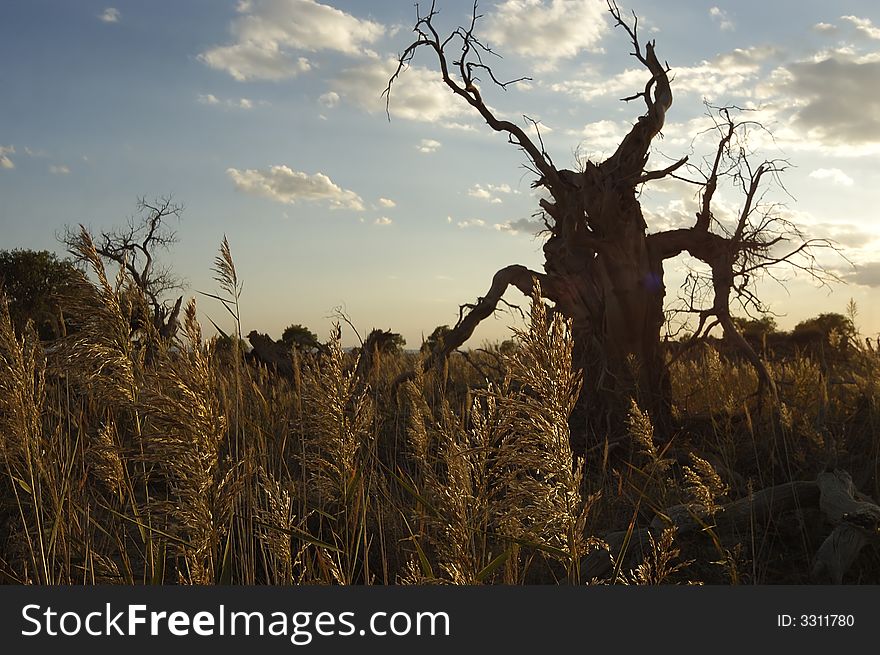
[1,236,878,586]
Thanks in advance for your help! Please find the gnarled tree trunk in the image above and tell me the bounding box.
[542,164,673,447]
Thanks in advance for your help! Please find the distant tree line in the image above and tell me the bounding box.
[0,249,82,340]
[0,242,870,367]
[731,312,861,354]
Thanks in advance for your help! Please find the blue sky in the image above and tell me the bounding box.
[3,0,880,346]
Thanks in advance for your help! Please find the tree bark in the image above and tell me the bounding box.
[543,166,672,451]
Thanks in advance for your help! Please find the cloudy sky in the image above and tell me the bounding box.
[3,0,880,345]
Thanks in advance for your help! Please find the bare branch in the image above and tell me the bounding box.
[635,156,688,184]
[384,1,561,190]
[422,264,554,370]
[695,107,735,232]
[604,1,674,180]
[329,305,363,347]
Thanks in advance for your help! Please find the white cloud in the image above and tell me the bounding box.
[756,53,880,149]
[377,197,396,208]
[485,0,608,69]
[802,221,876,248]
[494,218,544,235]
[332,58,473,127]
[642,183,747,234]
[203,49,311,82]
[227,165,364,210]
[551,68,641,102]
[198,93,258,109]
[98,7,120,23]
[468,183,515,204]
[417,139,442,154]
[841,15,880,40]
[200,0,384,81]
[643,198,694,233]
[567,119,631,153]
[374,216,393,226]
[469,187,498,202]
[845,262,880,287]
[660,114,738,151]
[457,218,486,229]
[808,168,854,186]
[319,91,340,108]
[49,164,70,175]
[552,46,778,102]
[709,6,734,32]
[469,188,491,199]
[813,22,838,35]
[0,145,14,170]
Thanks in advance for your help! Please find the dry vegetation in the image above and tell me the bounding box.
[1,235,879,585]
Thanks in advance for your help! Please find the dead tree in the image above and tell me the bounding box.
[64,196,185,340]
[386,2,835,450]
[246,330,296,379]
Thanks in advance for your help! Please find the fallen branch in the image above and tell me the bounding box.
[581,470,879,584]
[812,470,880,584]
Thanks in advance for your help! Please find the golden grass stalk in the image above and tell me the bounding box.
[87,418,125,500]
[627,398,674,507]
[141,298,232,584]
[301,324,373,507]
[0,292,45,469]
[0,291,50,582]
[683,454,729,519]
[298,324,376,583]
[403,371,494,584]
[479,283,595,582]
[54,226,170,582]
[54,228,142,405]
[255,467,295,581]
[624,528,694,585]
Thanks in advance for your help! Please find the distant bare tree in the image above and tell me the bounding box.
[63,196,184,340]
[386,2,837,448]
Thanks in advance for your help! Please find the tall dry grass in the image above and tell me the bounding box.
[0,235,878,585]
